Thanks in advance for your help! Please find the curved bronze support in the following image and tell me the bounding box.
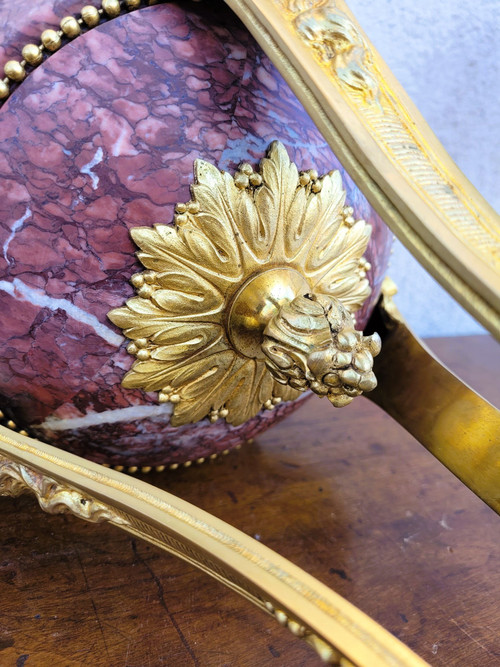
[0,425,428,667]
[367,280,500,516]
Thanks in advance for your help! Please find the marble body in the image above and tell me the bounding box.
[0,2,392,465]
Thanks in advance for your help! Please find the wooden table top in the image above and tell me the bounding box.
[1,335,499,667]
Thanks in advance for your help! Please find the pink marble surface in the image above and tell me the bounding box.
[0,3,392,465]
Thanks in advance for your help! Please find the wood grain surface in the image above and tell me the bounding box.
[0,335,499,667]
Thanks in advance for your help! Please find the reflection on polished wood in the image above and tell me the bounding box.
[0,335,499,666]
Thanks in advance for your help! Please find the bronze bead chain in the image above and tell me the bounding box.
[0,0,190,103]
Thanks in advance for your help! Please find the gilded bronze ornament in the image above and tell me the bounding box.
[108,141,378,426]
[0,425,428,667]
[262,293,380,407]
[0,457,128,525]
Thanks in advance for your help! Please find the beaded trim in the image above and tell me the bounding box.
[0,0,202,104]
[0,408,250,473]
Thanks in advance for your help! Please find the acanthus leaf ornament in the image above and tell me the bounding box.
[108,141,379,426]
[0,457,128,525]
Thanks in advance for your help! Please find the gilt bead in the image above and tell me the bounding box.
[4,60,25,82]
[41,29,62,52]
[323,372,341,387]
[138,284,153,299]
[329,394,353,408]
[249,173,262,186]
[81,5,100,27]
[102,0,121,17]
[130,273,144,288]
[335,351,351,367]
[125,0,141,7]
[143,271,156,284]
[22,44,43,66]
[61,16,81,38]
[0,79,9,99]
[126,342,138,355]
[234,173,249,189]
[240,163,253,176]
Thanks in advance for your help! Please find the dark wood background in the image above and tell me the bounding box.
[1,335,499,666]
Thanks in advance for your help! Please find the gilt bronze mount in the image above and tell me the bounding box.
[108,141,381,426]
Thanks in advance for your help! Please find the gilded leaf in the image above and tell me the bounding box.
[308,220,371,283]
[235,189,269,262]
[150,326,222,362]
[170,351,243,426]
[108,298,173,339]
[189,160,243,276]
[151,271,223,320]
[122,338,226,393]
[286,170,344,263]
[254,141,299,257]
